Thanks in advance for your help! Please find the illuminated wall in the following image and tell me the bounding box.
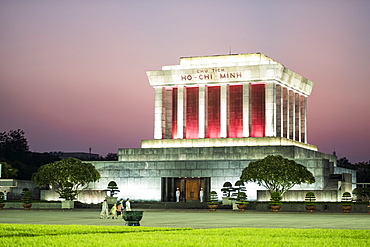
[206,86,220,138]
[185,87,199,139]
[228,85,243,138]
[172,87,178,139]
[250,84,265,137]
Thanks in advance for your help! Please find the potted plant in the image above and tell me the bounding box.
[207,191,219,211]
[0,192,4,210]
[21,188,32,210]
[122,210,144,226]
[341,192,353,213]
[304,192,316,213]
[231,180,247,210]
[235,192,249,212]
[221,182,234,205]
[60,182,76,209]
[234,180,247,193]
[269,192,282,212]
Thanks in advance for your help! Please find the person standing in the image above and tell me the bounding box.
[100,199,109,219]
[125,198,131,211]
[176,188,180,202]
[119,199,124,210]
[199,188,204,202]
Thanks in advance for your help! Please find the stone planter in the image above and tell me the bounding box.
[23,203,32,210]
[236,204,248,212]
[270,205,281,212]
[305,205,316,213]
[122,211,144,226]
[207,204,219,211]
[62,200,75,209]
[342,205,352,213]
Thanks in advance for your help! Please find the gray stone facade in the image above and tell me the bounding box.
[88,144,355,202]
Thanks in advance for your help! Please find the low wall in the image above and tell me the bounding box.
[251,203,369,213]
[41,190,105,204]
[2,202,61,209]
[257,190,339,202]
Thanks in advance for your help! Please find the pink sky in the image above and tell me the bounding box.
[1,1,369,163]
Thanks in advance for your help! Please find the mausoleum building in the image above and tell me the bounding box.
[84,53,355,203]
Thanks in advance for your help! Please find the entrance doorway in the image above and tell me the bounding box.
[161,177,210,202]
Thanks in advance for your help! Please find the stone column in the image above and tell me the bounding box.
[154,87,163,139]
[300,95,307,143]
[295,93,300,142]
[282,87,289,139]
[177,86,184,139]
[242,83,250,137]
[220,84,228,138]
[265,82,276,137]
[289,90,295,140]
[276,84,283,137]
[198,85,205,138]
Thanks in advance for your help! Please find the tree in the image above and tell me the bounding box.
[354,161,370,183]
[337,157,352,168]
[240,155,315,196]
[104,181,120,197]
[337,156,370,183]
[32,157,100,200]
[104,153,118,161]
[0,129,29,161]
[0,162,18,178]
[0,129,29,178]
[0,129,60,179]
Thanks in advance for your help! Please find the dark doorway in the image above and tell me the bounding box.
[161,177,210,202]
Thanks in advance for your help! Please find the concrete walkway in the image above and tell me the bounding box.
[0,209,369,230]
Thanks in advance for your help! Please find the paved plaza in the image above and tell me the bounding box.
[0,209,369,230]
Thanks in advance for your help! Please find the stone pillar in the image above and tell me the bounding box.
[265,82,276,137]
[242,83,250,137]
[198,85,205,138]
[177,86,184,139]
[300,95,307,143]
[276,84,283,137]
[282,87,289,139]
[164,88,173,139]
[220,84,228,138]
[289,90,295,140]
[295,93,300,142]
[154,87,163,139]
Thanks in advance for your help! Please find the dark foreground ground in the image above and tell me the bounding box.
[0,208,369,230]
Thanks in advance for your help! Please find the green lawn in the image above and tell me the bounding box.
[1,224,369,246]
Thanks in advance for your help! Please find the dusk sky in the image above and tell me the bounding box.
[1,1,369,163]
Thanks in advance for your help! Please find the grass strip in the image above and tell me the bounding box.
[1,224,369,247]
[0,224,190,237]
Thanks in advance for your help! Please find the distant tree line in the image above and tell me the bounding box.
[82,152,118,161]
[0,129,59,180]
[0,129,117,180]
[337,157,370,183]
